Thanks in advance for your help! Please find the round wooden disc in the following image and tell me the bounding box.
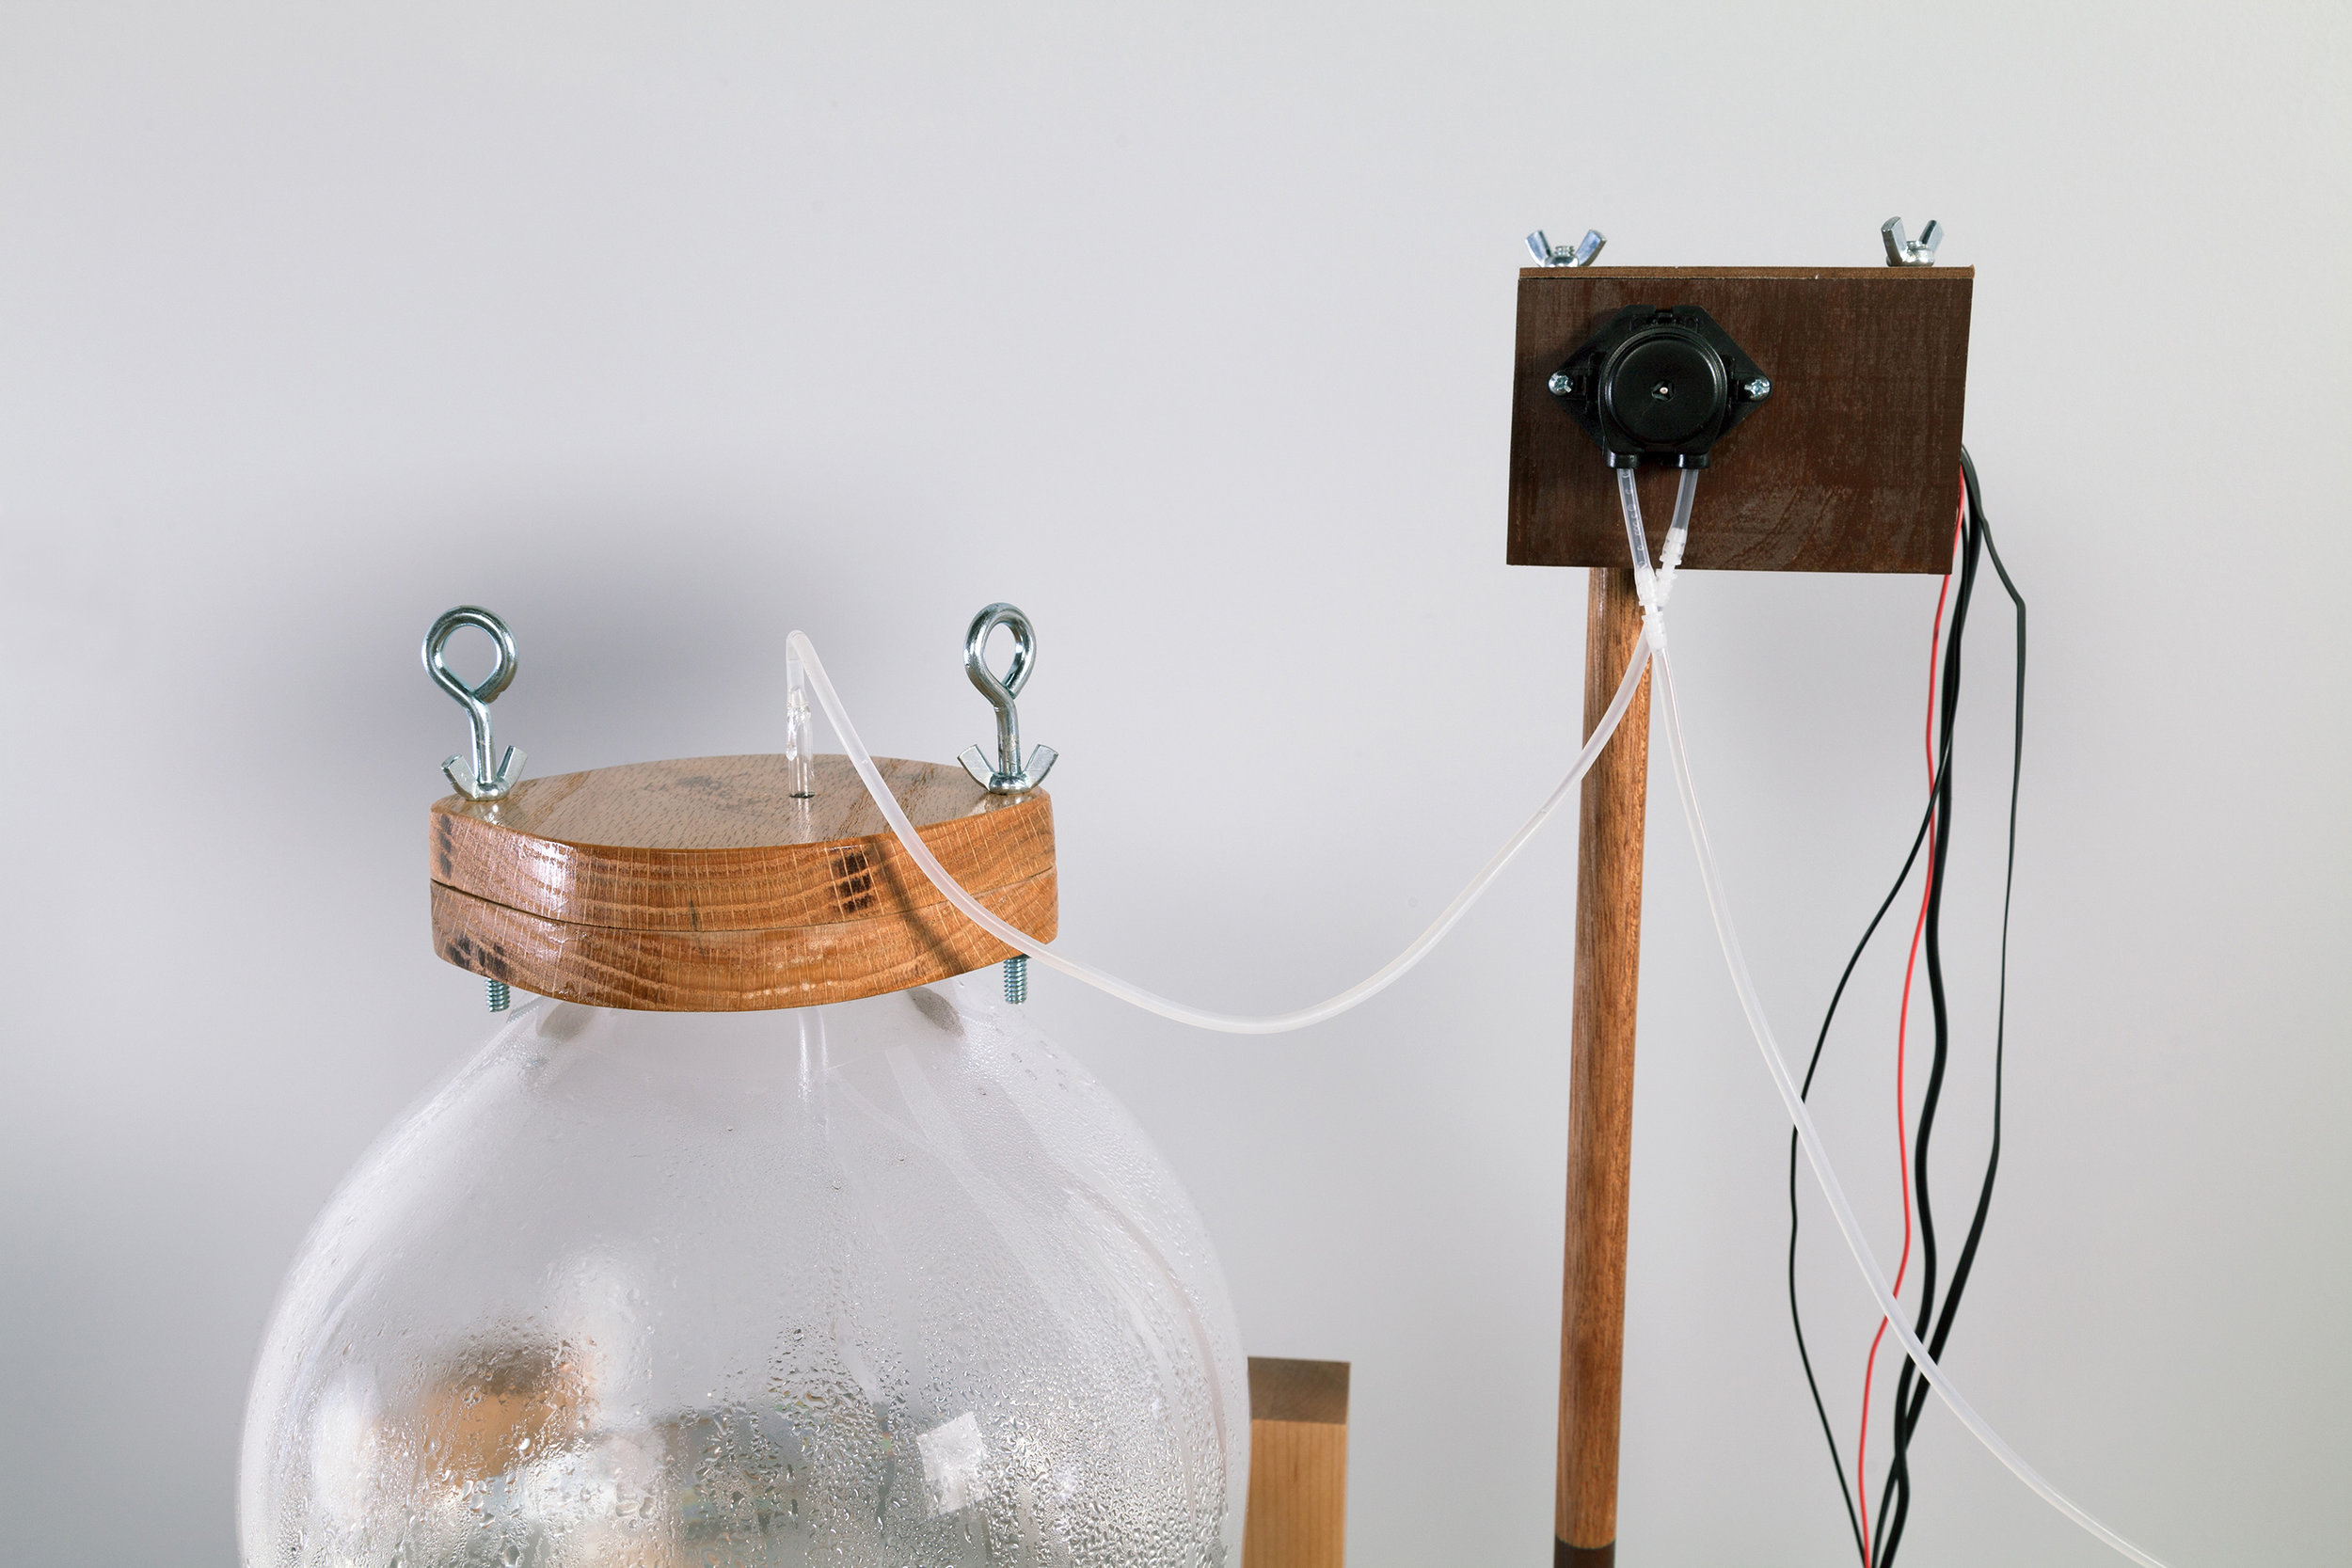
[430,753,1055,1011]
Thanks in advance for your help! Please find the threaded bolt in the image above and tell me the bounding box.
[486,978,511,1013]
[1002,955,1028,1005]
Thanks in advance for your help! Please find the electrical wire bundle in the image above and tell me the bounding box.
[1787,450,2026,1568]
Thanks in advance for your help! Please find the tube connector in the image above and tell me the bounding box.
[1615,468,1661,613]
[784,648,817,799]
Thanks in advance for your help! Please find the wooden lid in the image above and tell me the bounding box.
[430,753,1055,1011]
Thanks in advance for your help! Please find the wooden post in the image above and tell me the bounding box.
[1244,1357,1349,1568]
[1555,567,1650,1567]
[1509,267,1974,1562]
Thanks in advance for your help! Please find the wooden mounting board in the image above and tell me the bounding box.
[1505,267,1973,574]
[429,753,1055,1011]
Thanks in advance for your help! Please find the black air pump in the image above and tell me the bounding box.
[1547,304,1772,467]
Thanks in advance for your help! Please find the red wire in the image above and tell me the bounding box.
[1856,480,1967,1565]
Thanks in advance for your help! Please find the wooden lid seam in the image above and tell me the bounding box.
[429,752,1057,1012]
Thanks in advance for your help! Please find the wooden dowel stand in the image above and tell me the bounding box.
[1510,266,1974,1561]
[1556,568,1651,1567]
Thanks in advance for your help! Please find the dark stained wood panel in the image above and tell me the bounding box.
[1506,267,1973,574]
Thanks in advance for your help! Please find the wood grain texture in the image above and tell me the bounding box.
[431,754,1052,930]
[1556,570,1649,1557]
[429,753,1057,1011]
[1245,1357,1349,1568]
[431,870,1057,1013]
[1507,267,1972,575]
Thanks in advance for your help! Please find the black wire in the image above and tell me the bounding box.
[1788,451,2030,1564]
[1870,477,1980,1562]
[1874,449,2026,1568]
[1788,732,1950,1566]
[1785,520,1966,1565]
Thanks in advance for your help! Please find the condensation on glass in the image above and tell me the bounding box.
[239,974,1247,1566]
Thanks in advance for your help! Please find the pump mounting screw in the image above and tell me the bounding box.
[1743,376,1772,399]
[1548,371,1575,396]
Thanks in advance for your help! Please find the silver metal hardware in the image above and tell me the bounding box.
[1881,216,1943,267]
[1526,229,1607,268]
[422,606,527,800]
[956,603,1053,1006]
[486,978,511,1012]
[1744,376,1772,399]
[1548,371,1575,396]
[957,602,1057,794]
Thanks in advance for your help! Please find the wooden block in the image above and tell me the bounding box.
[1506,267,1973,574]
[1245,1358,1348,1568]
[429,753,1055,1011]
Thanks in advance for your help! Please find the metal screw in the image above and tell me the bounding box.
[1548,371,1574,396]
[1744,376,1772,399]
[486,978,511,1013]
[423,606,527,801]
[958,603,1057,794]
[1002,955,1028,1005]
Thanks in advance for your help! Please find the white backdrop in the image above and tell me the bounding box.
[4,4,2346,1563]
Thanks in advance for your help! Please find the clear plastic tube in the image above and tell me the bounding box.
[1649,646,2172,1568]
[1615,467,1661,607]
[784,628,1650,1036]
[1619,467,1699,613]
[1657,467,1699,597]
[784,646,817,799]
[788,471,2175,1563]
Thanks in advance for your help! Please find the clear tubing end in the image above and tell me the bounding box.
[1658,467,1700,599]
[1616,467,1661,609]
[785,648,816,799]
